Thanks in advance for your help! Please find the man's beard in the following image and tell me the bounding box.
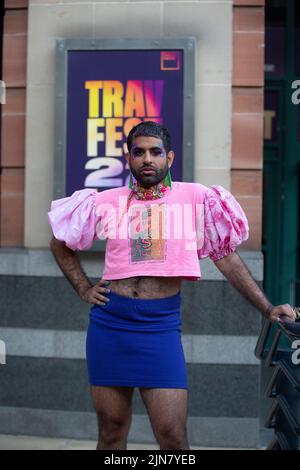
[130,164,169,189]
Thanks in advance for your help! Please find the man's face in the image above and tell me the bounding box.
[125,135,174,189]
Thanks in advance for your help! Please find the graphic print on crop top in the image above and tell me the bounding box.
[128,203,167,263]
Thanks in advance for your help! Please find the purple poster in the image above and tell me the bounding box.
[66,50,183,195]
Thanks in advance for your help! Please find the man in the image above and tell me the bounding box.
[48,121,296,451]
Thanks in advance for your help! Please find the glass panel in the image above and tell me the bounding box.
[264,90,280,142]
[265,0,286,76]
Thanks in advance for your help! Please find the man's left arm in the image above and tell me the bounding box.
[214,251,296,323]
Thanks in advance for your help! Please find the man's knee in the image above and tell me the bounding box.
[98,413,132,443]
[155,422,188,446]
[99,420,130,446]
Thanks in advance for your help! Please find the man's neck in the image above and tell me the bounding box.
[136,181,162,190]
[130,177,169,200]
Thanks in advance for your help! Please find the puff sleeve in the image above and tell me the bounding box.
[47,189,99,251]
[197,185,249,261]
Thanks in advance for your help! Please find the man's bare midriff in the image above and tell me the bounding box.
[108,276,182,299]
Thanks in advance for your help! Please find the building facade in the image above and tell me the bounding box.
[1,0,291,449]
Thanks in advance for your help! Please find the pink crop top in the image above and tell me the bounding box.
[47,182,249,281]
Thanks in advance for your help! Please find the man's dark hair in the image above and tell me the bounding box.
[127,121,172,154]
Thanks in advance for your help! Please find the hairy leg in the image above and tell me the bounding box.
[91,385,135,450]
[139,387,190,450]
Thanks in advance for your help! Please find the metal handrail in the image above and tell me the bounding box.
[264,329,282,367]
[277,395,300,435]
[257,306,300,449]
[255,317,272,359]
[264,359,300,399]
[264,395,300,435]
[267,432,290,450]
[264,399,279,429]
[277,319,300,340]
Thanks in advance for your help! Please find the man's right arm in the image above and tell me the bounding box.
[50,236,110,305]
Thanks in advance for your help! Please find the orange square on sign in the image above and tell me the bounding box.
[160,51,180,71]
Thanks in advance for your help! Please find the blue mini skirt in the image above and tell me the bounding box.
[86,290,188,389]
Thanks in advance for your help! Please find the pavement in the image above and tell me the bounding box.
[0,434,208,450]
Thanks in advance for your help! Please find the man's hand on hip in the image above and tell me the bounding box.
[80,278,111,306]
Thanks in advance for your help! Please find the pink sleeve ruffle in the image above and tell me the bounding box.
[197,185,249,261]
[47,189,99,250]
